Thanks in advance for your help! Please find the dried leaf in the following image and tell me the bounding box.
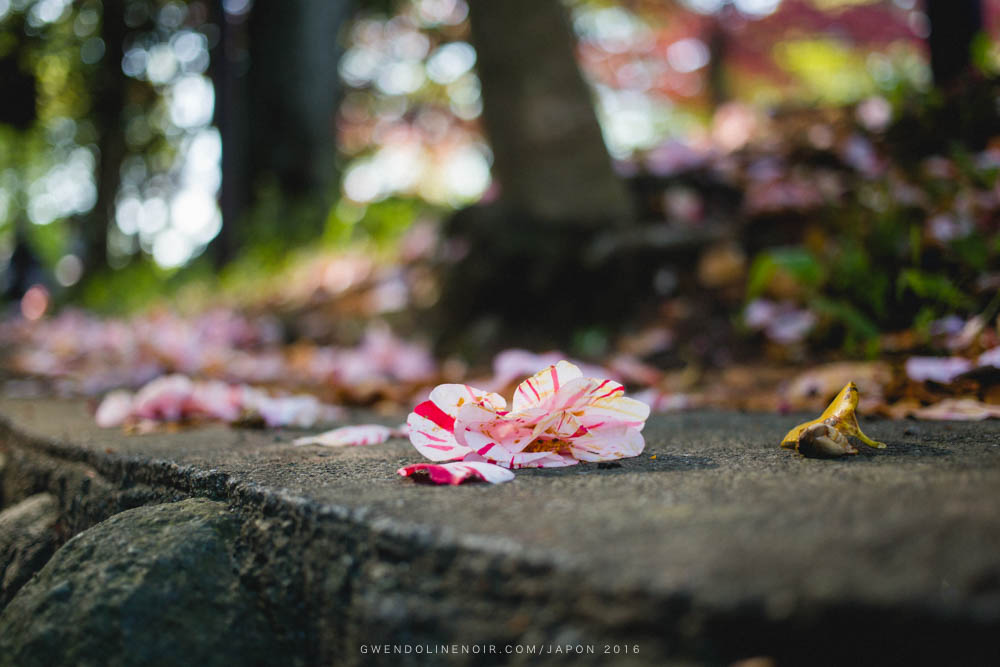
[781,382,885,454]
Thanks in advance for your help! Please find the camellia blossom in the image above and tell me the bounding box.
[404,361,651,473]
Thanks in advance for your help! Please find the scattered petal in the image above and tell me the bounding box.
[912,399,1000,421]
[242,389,343,428]
[294,424,400,447]
[979,347,1000,369]
[94,390,134,428]
[96,375,342,429]
[905,356,973,384]
[397,461,515,485]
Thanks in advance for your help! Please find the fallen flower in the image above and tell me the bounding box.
[397,461,515,485]
[781,382,885,456]
[240,389,343,428]
[94,389,136,428]
[406,361,650,469]
[95,375,342,429]
[293,424,404,447]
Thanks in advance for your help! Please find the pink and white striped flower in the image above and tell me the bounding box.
[405,361,650,470]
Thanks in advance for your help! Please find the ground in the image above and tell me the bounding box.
[1,398,999,665]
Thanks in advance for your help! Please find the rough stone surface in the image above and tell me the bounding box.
[0,497,279,667]
[1,398,1000,665]
[0,493,60,607]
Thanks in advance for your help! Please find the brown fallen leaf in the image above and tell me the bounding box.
[781,382,886,456]
[796,422,858,458]
[784,361,891,412]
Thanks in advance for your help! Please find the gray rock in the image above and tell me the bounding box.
[0,498,278,667]
[0,493,59,608]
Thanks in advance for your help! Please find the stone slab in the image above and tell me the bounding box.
[1,398,999,665]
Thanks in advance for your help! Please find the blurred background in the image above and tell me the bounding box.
[2,0,1000,416]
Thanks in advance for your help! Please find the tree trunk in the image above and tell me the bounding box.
[466,0,634,226]
[212,0,353,265]
[925,0,982,88]
[210,1,250,266]
[84,0,128,274]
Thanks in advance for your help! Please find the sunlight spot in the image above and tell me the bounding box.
[667,38,709,73]
[375,61,425,95]
[54,254,83,287]
[169,75,214,128]
[344,161,382,203]
[426,42,476,84]
[152,229,194,268]
[146,44,178,84]
[734,0,782,16]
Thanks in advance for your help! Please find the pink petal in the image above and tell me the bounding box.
[511,361,583,412]
[95,390,134,428]
[569,424,645,462]
[914,399,1000,421]
[131,374,194,422]
[577,391,651,431]
[456,402,536,449]
[294,424,396,447]
[509,451,578,469]
[979,347,1000,369]
[458,450,576,469]
[396,461,515,485]
[406,409,469,461]
[427,383,506,417]
[905,356,974,384]
[188,380,243,422]
[242,391,343,428]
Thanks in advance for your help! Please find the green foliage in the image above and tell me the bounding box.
[325,196,434,247]
[79,256,216,314]
[810,297,880,350]
[896,269,975,311]
[746,126,999,352]
[746,247,824,298]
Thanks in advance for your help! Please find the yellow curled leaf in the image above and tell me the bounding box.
[780,382,886,453]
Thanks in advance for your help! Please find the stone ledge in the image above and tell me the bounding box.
[1,397,1000,665]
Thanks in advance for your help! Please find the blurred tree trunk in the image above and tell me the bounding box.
[466,0,634,226]
[84,0,128,275]
[925,0,982,88]
[706,19,729,107]
[211,0,353,265]
[210,0,249,266]
[2,219,42,301]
